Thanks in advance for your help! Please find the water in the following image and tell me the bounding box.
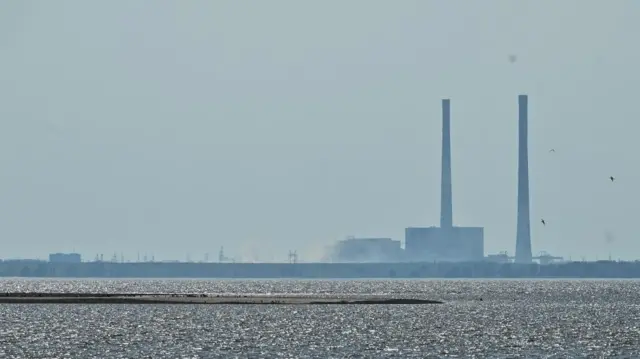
[1,279,639,358]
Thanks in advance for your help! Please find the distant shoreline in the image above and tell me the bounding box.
[2,260,639,279]
[0,292,443,305]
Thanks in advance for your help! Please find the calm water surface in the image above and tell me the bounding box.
[1,279,639,358]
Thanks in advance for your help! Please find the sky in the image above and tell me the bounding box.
[1,1,639,262]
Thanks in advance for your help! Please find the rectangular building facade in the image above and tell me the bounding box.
[49,253,82,263]
[405,227,442,261]
[330,237,404,263]
[405,226,484,262]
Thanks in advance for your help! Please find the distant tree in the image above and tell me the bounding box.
[34,264,48,277]
[19,266,31,277]
[444,267,461,278]
[498,263,512,278]
[66,265,77,277]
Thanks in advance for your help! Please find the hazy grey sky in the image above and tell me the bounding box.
[1,1,638,261]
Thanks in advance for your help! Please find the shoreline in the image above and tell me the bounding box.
[0,293,443,305]
[2,260,640,279]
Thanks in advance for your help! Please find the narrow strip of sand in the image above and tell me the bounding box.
[0,293,443,305]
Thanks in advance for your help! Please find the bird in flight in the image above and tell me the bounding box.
[541,219,546,226]
[508,54,517,63]
[549,149,555,153]
[610,176,615,182]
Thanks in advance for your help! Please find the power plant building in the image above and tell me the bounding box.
[405,226,484,262]
[404,99,484,262]
[330,237,403,263]
[49,253,82,263]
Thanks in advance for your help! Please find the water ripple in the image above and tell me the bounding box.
[1,279,639,357]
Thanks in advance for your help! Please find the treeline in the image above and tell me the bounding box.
[1,260,640,278]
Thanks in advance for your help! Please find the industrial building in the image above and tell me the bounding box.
[328,98,485,263]
[405,226,484,262]
[329,95,541,263]
[329,237,403,263]
[404,99,484,262]
[49,253,82,263]
[330,99,484,262]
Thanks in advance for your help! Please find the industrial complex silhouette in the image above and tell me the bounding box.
[16,93,640,279]
[3,88,639,278]
[330,94,536,264]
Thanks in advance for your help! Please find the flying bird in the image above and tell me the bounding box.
[605,230,615,244]
[508,54,517,63]
[549,149,556,153]
[541,219,546,226]
[610,176,615,182]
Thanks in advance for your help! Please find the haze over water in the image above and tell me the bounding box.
[2,2,639,262]
[1,278,639,357]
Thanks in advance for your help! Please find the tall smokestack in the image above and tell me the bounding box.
[440,99,453,229]
[515,94,533,263]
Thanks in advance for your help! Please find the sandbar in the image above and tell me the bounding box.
[0,292,443,305]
